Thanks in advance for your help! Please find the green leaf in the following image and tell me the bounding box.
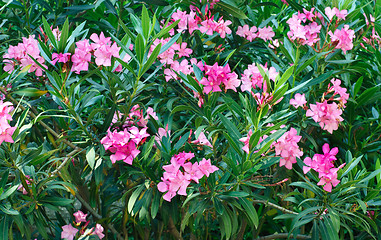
[174,131,190,151]
[221,210,232,239]
[141,5,150,40]
[0,185,18,201]
[40,197,73,206]
[159,32,181,55]
[128,185,145,214]
[216,2,248,19]
[86,147,95,169]
[239,198,259,227]
[58,18,69,52]
[135,34,145,64]
[42,16,58,50]
[218,114,241,141]
[151,191,160,219]
[0,216,8,240]
[154,20,180,40]
[275,65,294,91]
[353,76,363,97]
[295,55,316,75]
[285,71,333,95]
[223,191,249,198]
[140,43,161,77]
[356,86,379,107]
[12,65,31,82]
[13,88,48,97]
[340,155,362,179]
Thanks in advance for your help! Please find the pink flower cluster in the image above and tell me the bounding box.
[240,63,278,93]
[286,7,354,54]
[169,9,232,38]
[3,35,47,76]
[0,101,15,145]
[290,93,307,109]
[303,143,345,192]
[274,127,303,169]
[71,32,121,73]
[100,105,157,164]
[198,62,240,94]
[61,210,104,240]
[329,25,355,54]
[361,14,381,49]
[306,78,348,134]
[286,8,323,46]
[236,25,275,42]
[157,152,218,202]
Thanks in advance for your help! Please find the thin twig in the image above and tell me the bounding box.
[252,200,298,215]
[1,87,79,150]
[255,233,311,240]
[50,147,83,175]
[76,194,124,240]
[168,216,183,240]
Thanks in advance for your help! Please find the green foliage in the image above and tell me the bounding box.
[0,0,380,239]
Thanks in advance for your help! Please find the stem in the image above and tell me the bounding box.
[76,194,124,240]
[1,87,79,150]
[50,147,83,175]
[255,233,311,240]
[168,216,183,240]
[252,200,297,215]
[235,219,247,240]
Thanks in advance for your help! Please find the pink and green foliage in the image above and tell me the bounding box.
[0,0,381,239]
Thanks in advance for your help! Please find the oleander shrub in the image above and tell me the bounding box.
[0,0,381,239]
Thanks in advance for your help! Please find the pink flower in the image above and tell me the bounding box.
[239,129,253,154]
[290,93,307,108]
[329,25,355,54]
[90,32,111,49]
[3,35,46,76]
[171,10,189,33]
[71,39,92,74]
[215,19,232,38]
[324,7,336,21]
[192,131,213,148]
[51,53,71,65]
[335,8,348,20]
[240,63,278,92]
[306,101,343,134]
[73,210,87,223]
[61,224,78,240]
[198,158,219,177]
[199,19,217,36]
[330,78,349,105]
[274,128,303,169]
[158,152,218,201]
[17,175,31,195]
[237,25,257,42]
[257,26,275,41]
[173,42,193,58]
[93,224,105,239]
[303,143,344,192]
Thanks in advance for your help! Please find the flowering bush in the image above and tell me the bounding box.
[0,0,381,239]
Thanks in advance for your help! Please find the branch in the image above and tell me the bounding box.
[50,147,83,175]
[76,193,124,240]
[255,233,311,240]
[252,200,298,215]
[1,87,79,150]
[168,216,183,240]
